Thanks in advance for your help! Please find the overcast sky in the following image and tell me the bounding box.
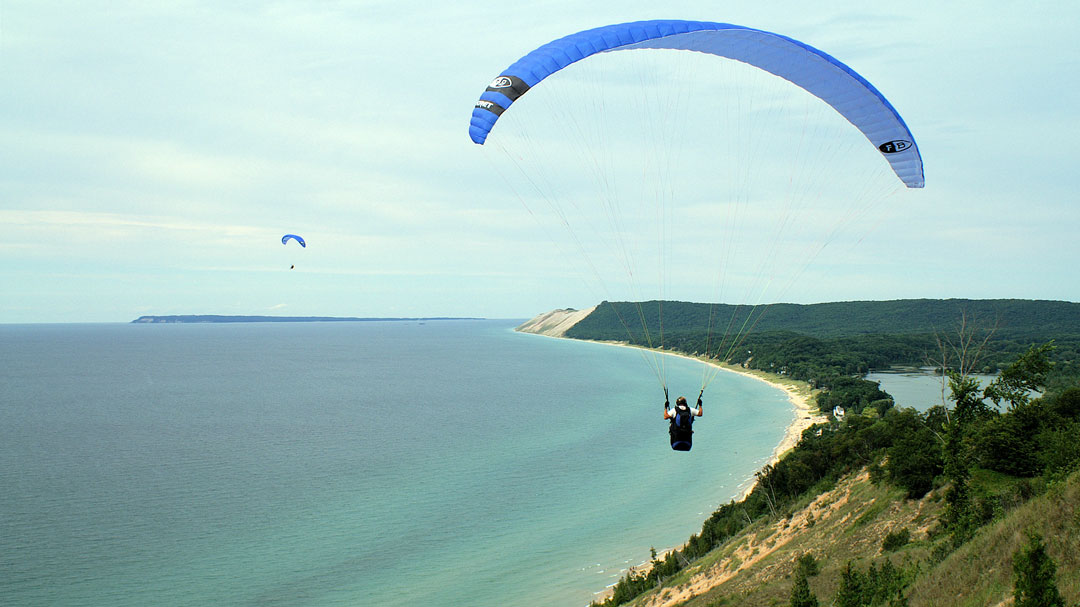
[2,1,1078,322]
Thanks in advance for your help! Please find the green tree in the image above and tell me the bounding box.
[790,570,819,607]
[975,402,1045,476]
[1013,532,1065,607]
[835,562,865,607]
[943,342,1057,539]
[1049,387,1080,419]
[1037,420,1080,476]
[884,409,943,498]
[942,372,981,541]
[796,552,820,578]
[986,342,1055,408]
[835,560,911,607]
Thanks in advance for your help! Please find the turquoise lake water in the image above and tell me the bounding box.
[0,320,793,606]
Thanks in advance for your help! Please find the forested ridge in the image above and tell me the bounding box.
[571,299,1080,606]
[567,299,1080,382]
[568,299,1080,340]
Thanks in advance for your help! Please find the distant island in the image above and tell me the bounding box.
[131,315,484,324]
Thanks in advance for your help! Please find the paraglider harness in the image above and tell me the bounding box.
[667,389,701,452]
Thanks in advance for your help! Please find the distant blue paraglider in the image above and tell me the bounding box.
[281,234,306,248]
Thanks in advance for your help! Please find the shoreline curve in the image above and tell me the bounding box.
[514,313,828,599]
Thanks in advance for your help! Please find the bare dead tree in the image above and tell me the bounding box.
[924,309,999,420]
[755,465,779,517]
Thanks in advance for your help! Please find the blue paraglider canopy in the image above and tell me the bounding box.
[469,19,923,188]
[281,234,306,247]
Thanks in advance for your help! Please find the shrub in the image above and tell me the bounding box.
[882,528,911,552]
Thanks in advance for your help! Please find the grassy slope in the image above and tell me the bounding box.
[618,468,1079,607]
[905,472,1080,607]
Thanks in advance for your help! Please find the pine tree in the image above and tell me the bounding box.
[790,570,819,607]
[835,562,865,607]
[1013,532,1065,607]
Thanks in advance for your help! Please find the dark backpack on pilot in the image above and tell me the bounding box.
[669,403,694,451]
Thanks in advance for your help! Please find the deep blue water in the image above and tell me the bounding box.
[0,320,792,606]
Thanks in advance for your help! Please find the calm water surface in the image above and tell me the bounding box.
[1,320,793,606]
[867,368,1004,411]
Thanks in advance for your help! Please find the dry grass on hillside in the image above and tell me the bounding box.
[621,468,1079,607]
[905,473,1080,607]
[626,470,944,607]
